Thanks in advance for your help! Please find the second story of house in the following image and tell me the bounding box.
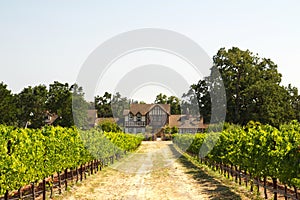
[123,104,171,128]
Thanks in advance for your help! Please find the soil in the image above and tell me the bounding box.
[57,141,253,200]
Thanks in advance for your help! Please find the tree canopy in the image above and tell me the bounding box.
[17,85,48,128]
[188,47,299,127]
[0,81,89,128]
[154,93,181,114]
[0,82,17,126]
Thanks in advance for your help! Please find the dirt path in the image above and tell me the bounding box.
[59,141,250,200]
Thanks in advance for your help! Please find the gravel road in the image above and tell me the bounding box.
[59,141,250,200]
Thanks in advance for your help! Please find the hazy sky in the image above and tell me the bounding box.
[0,1,299,102]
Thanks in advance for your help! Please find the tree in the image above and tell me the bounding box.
[182,79,211,123]
[154,93,181,115]
[111,92,130,119]
[212,47,263,124]
[167,96,181,115]
[16,85,48,128]
[154,93,168,104]
[188,47,297,127]
[243,80,294,126]
[286,84,300,122]
[95,92,113,118]
[0,82,17,125]
[71,84,89,129]
[47,81,74,127]
[216,47,295,126]
[110,92,130,128]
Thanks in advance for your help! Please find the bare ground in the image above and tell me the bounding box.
[56,141,255,200]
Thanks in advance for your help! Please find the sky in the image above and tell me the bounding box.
[0,0,299,102]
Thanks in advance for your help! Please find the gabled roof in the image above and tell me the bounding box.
[126,104,171,115]
[169,115,208,129]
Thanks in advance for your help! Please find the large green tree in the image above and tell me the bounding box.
[182,79,211,123]
[287,84,300,122]
[111,92,130,119]
[214,47,295,126]
[71,84,89,129]
[0,82,17,125]
[190,47,297,127]
[154,93,168,104]
[94,92,130,128]
[46,81,74,127]
[16,85,48,128]
[154,93,181,114]
[1,81,90,128]
[167,96,181,115]
[94,92,113,118]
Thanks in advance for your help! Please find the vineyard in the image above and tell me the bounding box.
[1,121,300,200]
[0,125,143,199]
[173,120,300,199]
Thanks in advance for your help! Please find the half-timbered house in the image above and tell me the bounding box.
[123,104,170,134]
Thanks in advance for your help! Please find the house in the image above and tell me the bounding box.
[123,103,208,134]
[168,115,208,133]
[123,104,170,134]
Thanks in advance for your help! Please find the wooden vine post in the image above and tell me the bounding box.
[294,186,298,200]
[284,185,288,200]
[4,190,8,200]
[18,187,23,199]
[273,177,277,200]
[80,164,83,182]
[32,182,36,200]
[264,177,268,199]
[42,178,46,200]
[76,167,79,182]
[65,168,68,191]
[58,171,61,194]
[50,175,54,199]
[235,166,238,183]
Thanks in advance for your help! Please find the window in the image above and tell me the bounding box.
[129,113,133,121]
[137,113,142,122]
